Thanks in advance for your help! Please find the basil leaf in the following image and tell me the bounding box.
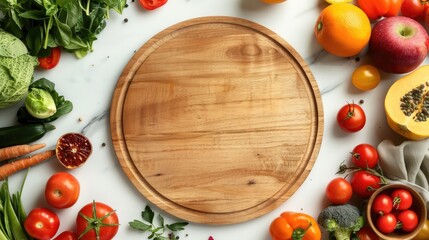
[25,25,44,55]
[19,10,47,20]
[142,206,155,224]
[166,222,189,231]
[53,16,72,46]
[129,220,151,232]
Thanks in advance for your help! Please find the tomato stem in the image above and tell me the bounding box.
[78,201,119,240]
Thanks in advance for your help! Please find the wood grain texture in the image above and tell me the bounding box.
[110,16,323,224]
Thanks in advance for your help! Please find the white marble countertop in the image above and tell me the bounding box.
[1,0,425,239]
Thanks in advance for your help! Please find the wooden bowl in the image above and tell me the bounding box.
[366,183,427,240]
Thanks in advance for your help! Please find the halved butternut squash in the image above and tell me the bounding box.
[385,65,429,140]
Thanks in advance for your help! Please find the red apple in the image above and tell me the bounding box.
[368,16,429,74]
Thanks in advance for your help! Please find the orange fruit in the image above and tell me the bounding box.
[314,3,371,57]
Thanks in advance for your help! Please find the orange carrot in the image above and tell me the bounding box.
[0,149,55,180]
[0,143,46,161]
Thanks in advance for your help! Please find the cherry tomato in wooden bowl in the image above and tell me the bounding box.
[366,184,427,240]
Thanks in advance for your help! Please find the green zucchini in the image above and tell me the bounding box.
[0,123,55,148]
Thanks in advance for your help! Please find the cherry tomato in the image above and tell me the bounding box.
[24,208,60,240]
[45,172,80,209]
[350,170,381,198]
[356,226,380,240]
[401,0,428,20]
[397,209,419,232]
[391,188,413,210]
[54,231,78,240]
[376,213,397,234]
[325,177,353,205]
[138,0,168,10]
[38,47,61,70]
[414,219,429,240]
[76,201,119,240]
[351,65,381,91]
[336,103,366,132]
[351,143,379,169]
[371,194,393,215]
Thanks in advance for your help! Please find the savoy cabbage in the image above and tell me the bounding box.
[0,29,38,109]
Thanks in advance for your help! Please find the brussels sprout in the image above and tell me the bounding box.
[24,88,57,119]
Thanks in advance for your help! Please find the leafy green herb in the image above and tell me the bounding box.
[17,78,73,123]
[129,205,188,240]
[0,0,126,58]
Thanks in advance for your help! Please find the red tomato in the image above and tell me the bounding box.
[397,209,419,232]
[376,213,397,234]
[336,103,366,132]
[138,0,168,10]
[350,170,381,198]
[371,194,393,215]
[356,226,380,240]
[38,47,61,70]
[425,7,429,31]
[45,172,80,209]
[54,231,78,240]
[357,0,403,19]
[351,143,379,169]
[76,201,119,240]
[357,0,391,20]
[386,0,405,16]
[24,208,60,240]
[325,177,353,205]
[401,0,428,20]
[391,188,413,210]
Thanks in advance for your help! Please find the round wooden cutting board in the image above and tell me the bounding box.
[110,16,324,225]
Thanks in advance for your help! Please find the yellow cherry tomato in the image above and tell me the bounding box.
[325,0,352,4]
[325,0,352,3]
[414,219,429,240]
[260,0,286,4]
[351,64,381,91]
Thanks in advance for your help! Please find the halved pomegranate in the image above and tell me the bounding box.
[56,133,92,169]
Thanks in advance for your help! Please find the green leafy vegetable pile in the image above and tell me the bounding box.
[0,0,127,58]
[0,29,38,109]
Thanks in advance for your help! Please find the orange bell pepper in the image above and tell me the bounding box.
[269,212,321,240]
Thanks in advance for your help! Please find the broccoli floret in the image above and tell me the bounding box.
[317,204,364,240]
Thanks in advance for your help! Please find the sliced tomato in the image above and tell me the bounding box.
[138,0,168,10]
[38,47,61,70]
